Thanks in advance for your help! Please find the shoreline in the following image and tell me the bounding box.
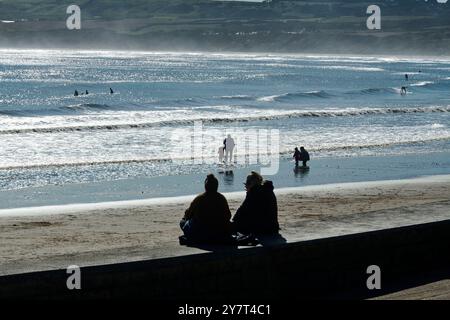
[1,174,450,218]
[1,151,450,210]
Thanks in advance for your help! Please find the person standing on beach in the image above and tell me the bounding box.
[232,171,279,236]
[299,147,310,168]
[224,134,235,164]
[293,147,301,167]
[180,174,232,244]
[299,146,310,167]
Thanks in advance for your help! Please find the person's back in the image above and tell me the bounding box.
[225,136,235,150]
[181,174,231,243]
[300,149,310,161]
[254,181,279,235]
[299,147,310,166]
[185,192,231,236]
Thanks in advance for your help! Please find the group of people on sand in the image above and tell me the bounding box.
[179,171,279,245]
[74,88,114,97]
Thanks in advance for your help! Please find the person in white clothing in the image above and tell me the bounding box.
[224,134,235,164]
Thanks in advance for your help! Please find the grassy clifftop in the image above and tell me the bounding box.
[1,0,449,54]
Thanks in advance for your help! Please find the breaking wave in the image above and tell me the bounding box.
[1,105,449,135]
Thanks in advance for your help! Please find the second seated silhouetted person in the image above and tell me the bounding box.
[180,174,232,244]
[232,171,279,236]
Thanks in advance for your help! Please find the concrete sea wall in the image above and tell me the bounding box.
[1,219,450,300]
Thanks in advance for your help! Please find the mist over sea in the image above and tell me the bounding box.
[1,50,450,192]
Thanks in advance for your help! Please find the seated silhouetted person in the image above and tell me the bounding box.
[180,174,232,244]
[232,171,279,236]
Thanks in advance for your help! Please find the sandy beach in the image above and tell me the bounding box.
[0,175,449,277]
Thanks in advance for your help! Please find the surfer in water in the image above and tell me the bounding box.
[110,88,114,94]
[74,90,79,97]
[405,74,409,81]
[85,90,89,95]
[401,86,407,95]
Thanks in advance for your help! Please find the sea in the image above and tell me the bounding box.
[0,49,449,204]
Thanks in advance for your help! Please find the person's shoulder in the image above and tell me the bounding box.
[263,180,274,187]
[216,192,229,201]
[193,193,207,202]
[262,181,275,192]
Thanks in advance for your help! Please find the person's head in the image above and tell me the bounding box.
[295,147,299,151]
[227,134,231,139]
[300,146,305,151]
[244,171,263,191]
[204,174,219,193]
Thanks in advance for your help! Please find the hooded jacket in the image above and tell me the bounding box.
[232,181,279,235]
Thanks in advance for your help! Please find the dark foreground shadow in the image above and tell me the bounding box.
[257,233,288,246]
[179,233,287,251]
[184,243,239,253]
[2,220,450,300]
[179,236,239,252]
